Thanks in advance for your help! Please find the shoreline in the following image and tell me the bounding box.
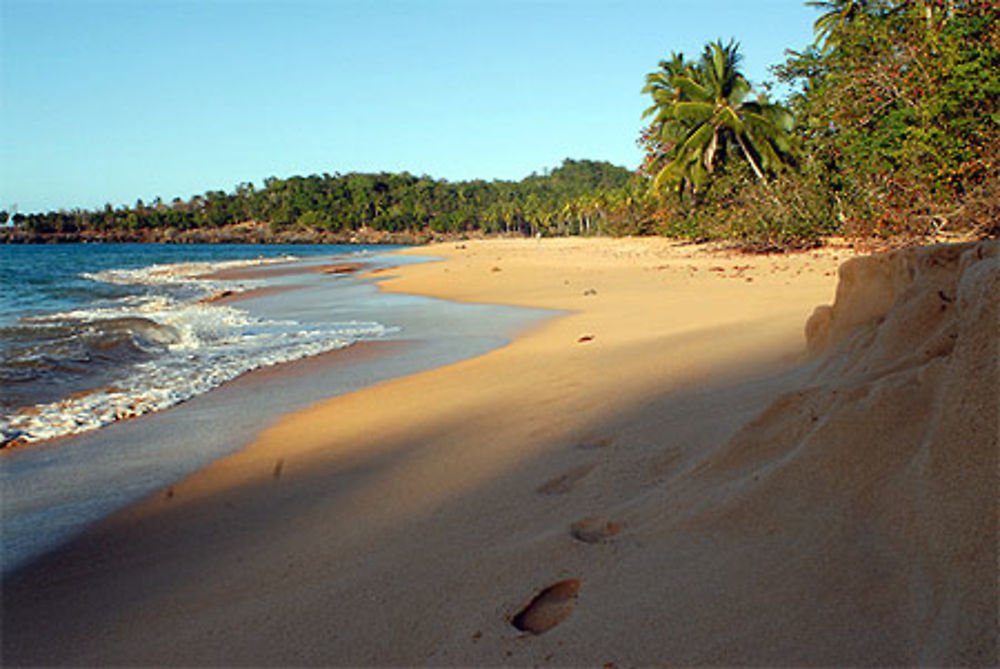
[0,248,399,449]
[0,339,405,455]
[0,242,397,448]
[4,237,995,665]
[1,248,551,571]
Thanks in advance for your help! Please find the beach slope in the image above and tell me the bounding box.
[2,238,996,665]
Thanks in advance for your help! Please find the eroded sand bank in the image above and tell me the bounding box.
[3,237,996,666]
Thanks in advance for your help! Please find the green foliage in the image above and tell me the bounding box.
[630,158,832,249]
[640,40,796,200]
[639,1,999,249]
[807,0,873,50]
[776,0,1000,239]
[637,39,823,249]
[14,159,636,240]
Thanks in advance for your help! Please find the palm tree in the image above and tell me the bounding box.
[641,40,795,199]
[641,53,700,195]
[807,0,871,50]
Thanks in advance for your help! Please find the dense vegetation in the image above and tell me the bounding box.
[2,160,638,243]
[5,0,997,248]
[776,0,1000,241]
[636,0,999,248]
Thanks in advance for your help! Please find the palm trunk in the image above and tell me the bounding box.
[704,131,719,174]
[735,133,768,183]
[735,133,797,218]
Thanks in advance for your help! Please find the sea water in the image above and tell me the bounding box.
[0,243,400,444]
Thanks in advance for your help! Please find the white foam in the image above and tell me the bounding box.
[82,254,298,287]
[2,255,395,444]
[1,317,390,443]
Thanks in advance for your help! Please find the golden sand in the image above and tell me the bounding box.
[3,237,995,665]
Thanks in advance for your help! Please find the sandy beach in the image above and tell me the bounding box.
[3,237,996,665]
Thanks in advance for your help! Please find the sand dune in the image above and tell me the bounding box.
[664,240,998,663]
[2,238,995,666]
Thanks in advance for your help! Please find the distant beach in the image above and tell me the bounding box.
[2,238,996,665]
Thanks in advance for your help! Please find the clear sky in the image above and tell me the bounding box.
[1,0,819,213]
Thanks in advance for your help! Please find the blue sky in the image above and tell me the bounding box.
[2,0,819,213]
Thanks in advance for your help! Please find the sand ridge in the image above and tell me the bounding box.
[2,237,995,666]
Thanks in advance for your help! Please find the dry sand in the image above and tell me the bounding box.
[2,237,996,666]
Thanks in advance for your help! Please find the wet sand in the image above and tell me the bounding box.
[199,283,305,304]
[1,250,548,572]
[199,260,368,281]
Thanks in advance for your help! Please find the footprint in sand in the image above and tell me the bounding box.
[569,517,623,543]
[511,579,581,634]
[576,436,613,450]
[536,463,596,495]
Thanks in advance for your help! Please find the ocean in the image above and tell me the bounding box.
[0,243,398,445]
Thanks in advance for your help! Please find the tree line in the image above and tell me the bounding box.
[4,159,642,241]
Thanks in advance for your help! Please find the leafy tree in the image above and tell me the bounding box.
[776,0,1000,237]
